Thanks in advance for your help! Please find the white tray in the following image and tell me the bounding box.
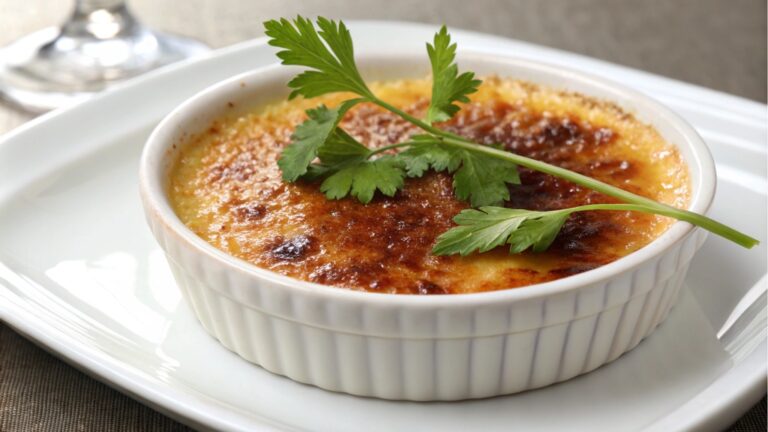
[0,21,765,432]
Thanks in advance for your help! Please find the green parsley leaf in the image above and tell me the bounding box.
[264,17,373,99]
[425,26,482,124]
[397,140,519,207]
[317,128,370,165]
[277,105,338,181]
[302,121,408,203]
[281,100,408,203]
[432,207,569,256]
[278,100,362,181]
[320,156,405,203]
[506,212,569,253]
[397,139,457,176]
[452,150,520,207]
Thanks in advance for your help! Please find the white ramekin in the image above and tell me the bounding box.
[139,53,715,401]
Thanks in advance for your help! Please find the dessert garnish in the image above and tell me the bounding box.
[264,16,758,255]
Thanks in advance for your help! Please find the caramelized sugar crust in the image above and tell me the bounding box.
[169,78,690,294]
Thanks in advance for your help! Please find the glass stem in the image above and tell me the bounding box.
[74,0,127,15]
[62,0,137,39]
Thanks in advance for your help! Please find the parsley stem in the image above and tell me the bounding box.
[439,137,759,248]
[371,99,466,141]
[367,141,417,158]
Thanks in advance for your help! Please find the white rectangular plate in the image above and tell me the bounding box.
[0,21,765,432]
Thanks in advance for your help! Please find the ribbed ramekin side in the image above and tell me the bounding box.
[154,208,705,400]
[163,266,691,400]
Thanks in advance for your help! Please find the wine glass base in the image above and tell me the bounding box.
[0,27,209,113]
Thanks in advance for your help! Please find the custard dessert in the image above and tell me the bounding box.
[169,77,690,294]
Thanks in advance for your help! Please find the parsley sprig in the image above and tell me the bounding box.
[425,26,482,124]
[264,16,759,255]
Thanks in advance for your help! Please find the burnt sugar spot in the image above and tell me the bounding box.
[270,235,316,261]
[233,203,267,222]
[444,104,618,165]
[545,212,625,263]
[415,280,448,295]
[207,152,257,184]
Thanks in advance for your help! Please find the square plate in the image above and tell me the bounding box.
[0,21,765,431]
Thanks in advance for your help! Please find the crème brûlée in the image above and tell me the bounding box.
[169,77,690,295]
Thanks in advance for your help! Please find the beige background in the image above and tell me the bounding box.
[0,0,765,430]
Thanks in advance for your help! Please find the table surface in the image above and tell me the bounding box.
[0,0,765,430]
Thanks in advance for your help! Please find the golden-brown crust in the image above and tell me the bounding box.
[169,77,690,294]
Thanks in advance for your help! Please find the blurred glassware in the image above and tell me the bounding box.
[0,0,209,113]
